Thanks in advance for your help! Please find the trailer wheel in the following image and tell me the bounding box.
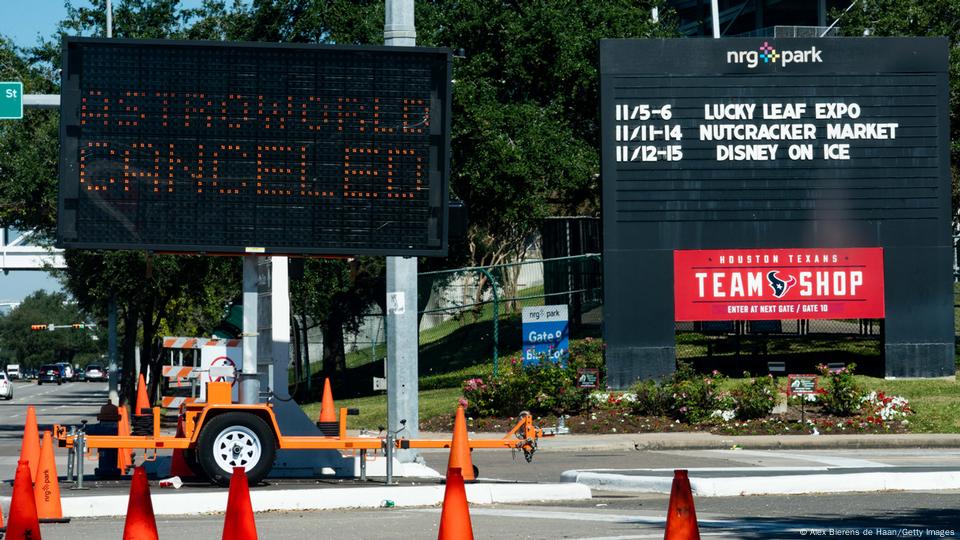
[197,412,276,487]
[181,449,209,481]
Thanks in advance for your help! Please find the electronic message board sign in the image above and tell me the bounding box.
[58,38,451,256]
[600,38,952,383]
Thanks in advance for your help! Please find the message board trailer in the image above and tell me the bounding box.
[600,38,952,385]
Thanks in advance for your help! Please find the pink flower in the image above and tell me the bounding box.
[458,398,469,408]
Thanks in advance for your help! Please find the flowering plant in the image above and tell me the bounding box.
[860,391,912,421]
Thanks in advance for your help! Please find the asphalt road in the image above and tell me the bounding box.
[3,382,958,539]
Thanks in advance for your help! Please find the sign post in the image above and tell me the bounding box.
[0,82,23,120]
[788,374,818,425]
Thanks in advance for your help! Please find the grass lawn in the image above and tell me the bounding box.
[300,386,464,432]
[861,375,960,433]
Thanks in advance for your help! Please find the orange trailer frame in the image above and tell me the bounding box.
[53,386,550,485]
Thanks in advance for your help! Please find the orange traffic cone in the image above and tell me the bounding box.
[446,406,475,481]
[19,405,41,483]
[7,460,42,539]
[318,378,336,423]
[35,431,66,522]
[117,406,133,473]
[169,414,194,477]
[122,467,158,540]
[222,467,258,540]
[663,469,701,540]
[438,467,474,540]
[135,374,150,415]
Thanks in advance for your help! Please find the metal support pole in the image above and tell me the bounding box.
[106,0,112,38]
[385,0,419,466]
[108,296,119,405]
[710,0,721,38]
[360,448,367,482]
[72,423,88,490]
[240,255,260,404]
[66,426,76,483]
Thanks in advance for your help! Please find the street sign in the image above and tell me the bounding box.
[521,305,569,366]
[0,82,23,120]
[788,374,818,395]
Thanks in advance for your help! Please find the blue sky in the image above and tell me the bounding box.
[0,0,208,303]
[2,0,209,48]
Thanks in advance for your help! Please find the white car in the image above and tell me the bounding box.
[0,372,13,400]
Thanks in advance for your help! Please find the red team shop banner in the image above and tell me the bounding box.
[674,248,885,321]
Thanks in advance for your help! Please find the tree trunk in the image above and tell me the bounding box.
[300,311,311,391]
[321,317,345,376]
[120,305,139,406]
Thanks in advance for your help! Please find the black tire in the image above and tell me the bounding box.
[181,449,209,480]
[197,412,276,487]
[37,381,42,386]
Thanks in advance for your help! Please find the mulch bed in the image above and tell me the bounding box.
[420,406,910,435]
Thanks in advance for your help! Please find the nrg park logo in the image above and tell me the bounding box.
[726,41,823,68]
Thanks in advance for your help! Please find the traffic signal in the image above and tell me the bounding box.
[72,323,85,329]
[30,324,48,331]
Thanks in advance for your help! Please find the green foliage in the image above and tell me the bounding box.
[817,363,865,416]
[461,337,604,417]
[416,0,675,265]
[0,291,103,367]
[836,0,960,218]
[627,379,670,417]
[732,373,779,421]
[665,362,733,423]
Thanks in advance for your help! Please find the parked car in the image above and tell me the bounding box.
[22,368,37,380]
[0,372,12,399]
[75,369,87,382]
[85,364,107,382]
[6,364,20,380]
[38,364,62,385]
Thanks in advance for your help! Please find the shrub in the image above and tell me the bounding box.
[461,337,605,418]
[627,379,669,416]
[665,362,733,424]
[732,373,779,420]
[816,363,865,416]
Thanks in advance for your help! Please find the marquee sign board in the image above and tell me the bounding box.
[58,38,451,256]
[600,38,952,383]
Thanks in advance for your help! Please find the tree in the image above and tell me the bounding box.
[0,291,103,367]
[836,0,960,221]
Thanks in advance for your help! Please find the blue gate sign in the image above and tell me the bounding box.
[522,305,569,366]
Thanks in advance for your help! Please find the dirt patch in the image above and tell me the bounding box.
[420,406,910,435]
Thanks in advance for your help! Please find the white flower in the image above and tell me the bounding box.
[710,409,736,422]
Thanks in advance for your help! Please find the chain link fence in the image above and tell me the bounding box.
[338,254,603,379]
[675,318,884,376]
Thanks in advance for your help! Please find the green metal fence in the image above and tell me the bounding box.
[340,254,603,376]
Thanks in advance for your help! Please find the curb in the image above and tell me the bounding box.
[534,433,960,452]
[0,482,591,518]
[561,469,960,496]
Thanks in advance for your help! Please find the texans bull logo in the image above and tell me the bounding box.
[767,271,796,298]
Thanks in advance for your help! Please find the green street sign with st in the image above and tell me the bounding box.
[0,82,24,119]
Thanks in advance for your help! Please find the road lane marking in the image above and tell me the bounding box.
[705,449,892,468]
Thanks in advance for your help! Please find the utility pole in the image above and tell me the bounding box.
[384,0,419,467]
